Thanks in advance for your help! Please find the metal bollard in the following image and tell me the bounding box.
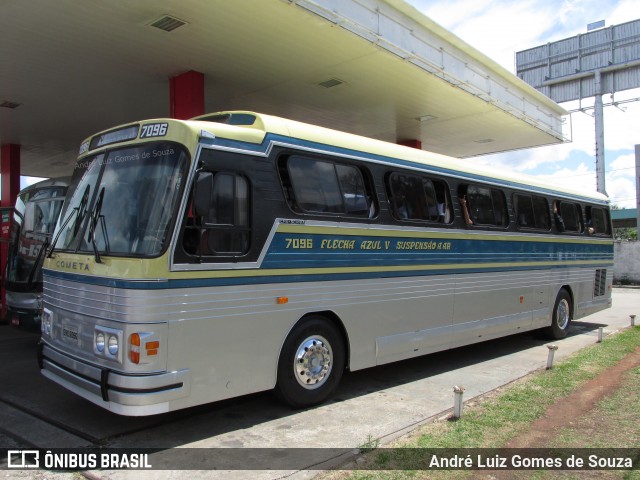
[546,344,558,369]
[631,315,636,327]
[597,327,604,343]
[453,385,465,419]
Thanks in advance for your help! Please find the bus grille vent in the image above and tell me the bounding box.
[594,269,607,297]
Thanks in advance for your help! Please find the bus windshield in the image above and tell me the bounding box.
[6,186,66,287]
[54,142,188,257]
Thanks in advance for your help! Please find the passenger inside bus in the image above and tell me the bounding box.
[553,201,566,232]
[459,195,473,225]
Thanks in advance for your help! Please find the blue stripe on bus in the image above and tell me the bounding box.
[261,232,613,269]
[44,261,613,291]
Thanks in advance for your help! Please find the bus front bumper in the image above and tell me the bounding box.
[38,342,190,416]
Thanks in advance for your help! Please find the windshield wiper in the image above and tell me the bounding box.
[47,184,91,258]
[27,236,50,288]
[87,187,108,264]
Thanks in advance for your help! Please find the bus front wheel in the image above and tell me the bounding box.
[543,289,572,339]
[275,316,345,408]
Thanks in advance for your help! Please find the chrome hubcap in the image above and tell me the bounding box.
[294,335,332,390]
[556,298,570,330]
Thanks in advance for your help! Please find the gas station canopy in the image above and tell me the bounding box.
[0,0,567,179]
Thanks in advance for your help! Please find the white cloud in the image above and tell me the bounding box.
[605,152,637,208]
[411,0,636,70]
[472,144,573,173]
[601,100,640,152]
[606,176,636,208]
[415,0,556,70]
[609,153,635,177]
[535,162,597,191]
[609,0,640,24]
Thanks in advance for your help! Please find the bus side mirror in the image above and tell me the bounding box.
[193,172,213,218]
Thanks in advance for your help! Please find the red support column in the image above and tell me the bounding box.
[1,143,20,321]
[397,139,422,150]
[170,70,205,120]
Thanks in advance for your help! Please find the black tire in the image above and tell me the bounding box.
[543,289,572,339]
[275,316,345,408]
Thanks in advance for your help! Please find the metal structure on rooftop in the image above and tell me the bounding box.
[516,18,640,196]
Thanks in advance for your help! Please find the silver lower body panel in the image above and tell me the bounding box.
[39,342,190,416]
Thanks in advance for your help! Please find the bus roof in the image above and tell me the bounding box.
[17,177,71,199]
[189,111,608,204]
[82,111,606,204]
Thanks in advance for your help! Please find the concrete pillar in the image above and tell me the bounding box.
[635,144,639,238]
[170,70,205,120]
[1,143,21,320]
[398,139,422,149]
[1,144,20,208]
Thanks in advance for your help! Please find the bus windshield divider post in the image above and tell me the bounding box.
[46,207,79,258]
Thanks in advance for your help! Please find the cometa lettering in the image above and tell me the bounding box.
[56,260,90,272]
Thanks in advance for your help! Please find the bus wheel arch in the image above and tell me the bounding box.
[274,312,348,408]
[543,287,573,339]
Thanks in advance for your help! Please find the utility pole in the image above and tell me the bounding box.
[636,144,640,238]
[594,71,607,195]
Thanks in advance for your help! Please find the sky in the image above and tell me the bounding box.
[407,0,639,209]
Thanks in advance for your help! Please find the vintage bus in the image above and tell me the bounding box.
[39,112,613,415]
[5,177,69,330]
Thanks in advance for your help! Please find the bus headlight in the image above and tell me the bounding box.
[108,335,119,356]
[95,332,105,352]
[41,308,53,336]
[93,326,123,363]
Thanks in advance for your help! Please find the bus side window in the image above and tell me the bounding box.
[553,201,584,233]
[532,195,550,230]
[553,200,565,232]
[557,201,583,233]
[387,172,450,223]
[462,185,508,227]
[388,173,431,221]
[433,180,452,224]
[182,202,199,255]
[514,194,534,227]
[282,156,375,218]
[586,206,611,236]
[185,171,251,259]
[515,193,550,231]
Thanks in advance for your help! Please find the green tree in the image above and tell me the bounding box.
[611,204,638,241]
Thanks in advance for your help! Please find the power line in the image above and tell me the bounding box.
[539,166,636,180]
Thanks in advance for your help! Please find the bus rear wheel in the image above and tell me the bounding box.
[275,316,345,408]
[543,289,572,339]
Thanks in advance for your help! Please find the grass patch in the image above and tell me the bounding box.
[321,326,640,478]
